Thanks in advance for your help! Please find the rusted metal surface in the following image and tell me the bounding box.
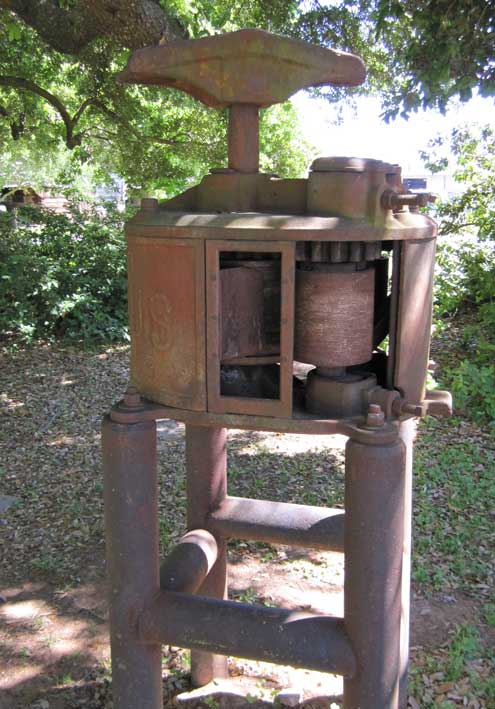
[308,157,401,223]
[344,431,406,709]
[206,240,295,417]
[393,238,436,404]
[109,395,402,443]
[305,370,377,418]
[382,190,436,210]
[228,104,259,173]
[294,266,375,368]
[422,389,453,416]
[256,177,308,214]
[139,590,356,677]
[186,425,228,686]
[125,206,437,242]
[159,529,218,594]
[220,257,281,351]
[102,416,162,709]
[127,236,206,410]
[197,171,261,212]
[220,266,264,360]
[296,240,383,264]
[104,25,450,708]
[208,496,345,552]
[398,418,416,709]
[118,29,365,108]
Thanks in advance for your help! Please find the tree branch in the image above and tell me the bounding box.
[0,75,81,147]
[0,75,211,150]
[71,97,192,146]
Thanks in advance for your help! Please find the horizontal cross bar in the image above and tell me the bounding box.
[207,496,345,551]
[138,590,355,677]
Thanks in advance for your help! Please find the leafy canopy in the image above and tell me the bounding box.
[290,1,495,119]
[0,1,308,194]
[0,0,494,192]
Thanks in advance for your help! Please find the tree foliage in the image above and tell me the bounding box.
[291,1,495,119]
[424,125,495,424]
[423,125,495,242]
[0,1,308,193]
[1,1,493,192]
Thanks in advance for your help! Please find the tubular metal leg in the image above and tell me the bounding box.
[102,416,162,709]
[186,425,229,686]
[344,435,406,709]
[399,418,416,708]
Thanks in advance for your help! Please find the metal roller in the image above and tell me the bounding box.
[294,265,375,368]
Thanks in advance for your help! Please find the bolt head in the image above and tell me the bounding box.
[123,386,142,408]
[365,404,385,428]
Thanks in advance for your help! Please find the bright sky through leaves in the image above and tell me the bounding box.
[292,91,495,174]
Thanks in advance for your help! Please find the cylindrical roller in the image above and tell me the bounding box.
[160,529,218,594]
[294,266,375,368]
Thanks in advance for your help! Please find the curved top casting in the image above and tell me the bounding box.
[117,28,365,108]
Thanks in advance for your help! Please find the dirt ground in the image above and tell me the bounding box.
[0,344,493,708]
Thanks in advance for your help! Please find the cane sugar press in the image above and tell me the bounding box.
[102,29,452,709]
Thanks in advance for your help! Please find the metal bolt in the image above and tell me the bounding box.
[381,190,436,211]
[123,386,142,408]
[391,399,425,418]
[401,403,424,417]
[365,403,385,428]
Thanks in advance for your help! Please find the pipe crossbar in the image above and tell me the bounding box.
[207,495,345,551]
[138,590,356,677]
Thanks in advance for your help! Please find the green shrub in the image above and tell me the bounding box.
[434,235,495,317]
[434,237,495,425]
[0,204,129,342]
[448,360,495,425]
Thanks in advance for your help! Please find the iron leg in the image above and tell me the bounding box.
[102,416,162,709]
[399,419,416,708]
[344,434,406,709]
[186,425,229,686]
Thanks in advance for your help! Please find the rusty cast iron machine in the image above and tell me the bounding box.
[102,30,452,709]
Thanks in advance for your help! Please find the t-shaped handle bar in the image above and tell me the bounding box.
[118,29,365,173]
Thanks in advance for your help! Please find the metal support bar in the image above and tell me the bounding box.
[228,103,259,173]
[139,590,356,678]
[186,425,229,686]
[344,434,406,709]
[160,529,218,594]
[208,495,344,551]
[102,416,162,709]
[399,419,416,708]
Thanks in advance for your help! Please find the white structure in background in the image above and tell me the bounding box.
[95,176,127,211]
[403,171,464,200]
